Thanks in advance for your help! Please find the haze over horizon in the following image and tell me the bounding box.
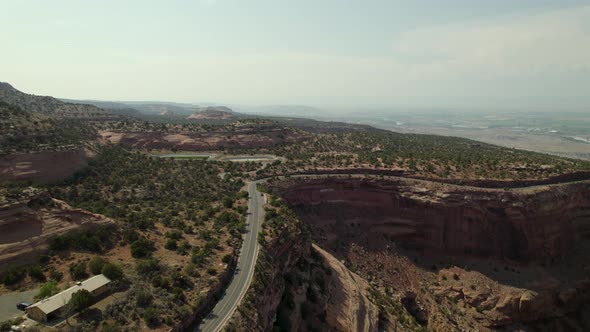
[2,0,590,109]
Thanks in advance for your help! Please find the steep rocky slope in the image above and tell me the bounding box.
[268,176,590,331]
[258,243,388,332]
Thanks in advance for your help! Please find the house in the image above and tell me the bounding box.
[26,274,111,322]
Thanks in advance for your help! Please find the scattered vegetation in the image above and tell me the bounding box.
[259,131,590,180]
[40,145,250,329]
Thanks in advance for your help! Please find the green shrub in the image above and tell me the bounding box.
[37,280,59,299]
[2,266,26,285]
[102,263,124,280]
[49,269,63,281]
[164,239,177,250]
[165,230,182,240]
[28,265,46,282]
[123,228,140,244]
[136,258,160,274]
[69,262,88,280]
[48,225,116,253]
[89,256,107,275]
[222,254,232,264]
[135,289,152,307]
[130,238,156,258]
[143,307,161,327]
[69,289,95,311]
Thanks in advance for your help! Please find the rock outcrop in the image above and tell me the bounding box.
[275,177,590,261]
[269,176,590,330]
[0,188,114,266]
[311,244,380,332]
[0,148,91,183]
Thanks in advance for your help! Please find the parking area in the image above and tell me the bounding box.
[0,289,36,321]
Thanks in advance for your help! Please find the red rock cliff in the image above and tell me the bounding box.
[275,177,590,262]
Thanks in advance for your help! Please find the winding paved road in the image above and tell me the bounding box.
[193,172,580,331]
[195,180,264,332]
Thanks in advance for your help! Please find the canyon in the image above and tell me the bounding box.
[260,176,590,331]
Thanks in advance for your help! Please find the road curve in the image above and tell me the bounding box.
[195,180,264,332]
[194,171,573,331]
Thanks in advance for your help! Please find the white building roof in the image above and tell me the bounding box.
[27,274,111,315]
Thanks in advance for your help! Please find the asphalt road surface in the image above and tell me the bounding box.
[195,180,264,332]
[0,289,35,321]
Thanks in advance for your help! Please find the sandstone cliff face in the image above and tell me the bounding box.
[276,178,590,262]
[309,244,380,332]
[267,177,590,330]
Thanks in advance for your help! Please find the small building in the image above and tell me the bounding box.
[26,274,111,322]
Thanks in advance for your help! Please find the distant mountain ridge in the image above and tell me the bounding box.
[0,82,115,119]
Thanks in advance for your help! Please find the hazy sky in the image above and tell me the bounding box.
[1,0,589,108]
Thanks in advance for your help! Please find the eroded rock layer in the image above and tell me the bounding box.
[270,176,590,330]
[276,177,590,261]
[0,148,91,183]
[0,189,114,266]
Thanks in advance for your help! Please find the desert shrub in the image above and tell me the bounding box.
[135,289,152,307]
[28,265,46,282]
[177,240,191,255]
[48,225,116,253]
[143,307,161,327]
[222,197,234,208]
[70,262,88,280]
[164,239,177,250]
[222,254,232,263]
[89,256,107,275]
[130,238,155,258]
[49,269,63,281]
[37,280,59,299]
[135,258,160,274]
[0,318,25,332]
[69,289,95,312]
[165,229,182,240]
[102,263,124,281]
[1,266,26,285]
[123,228,140,244]
[151,275,170,289]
